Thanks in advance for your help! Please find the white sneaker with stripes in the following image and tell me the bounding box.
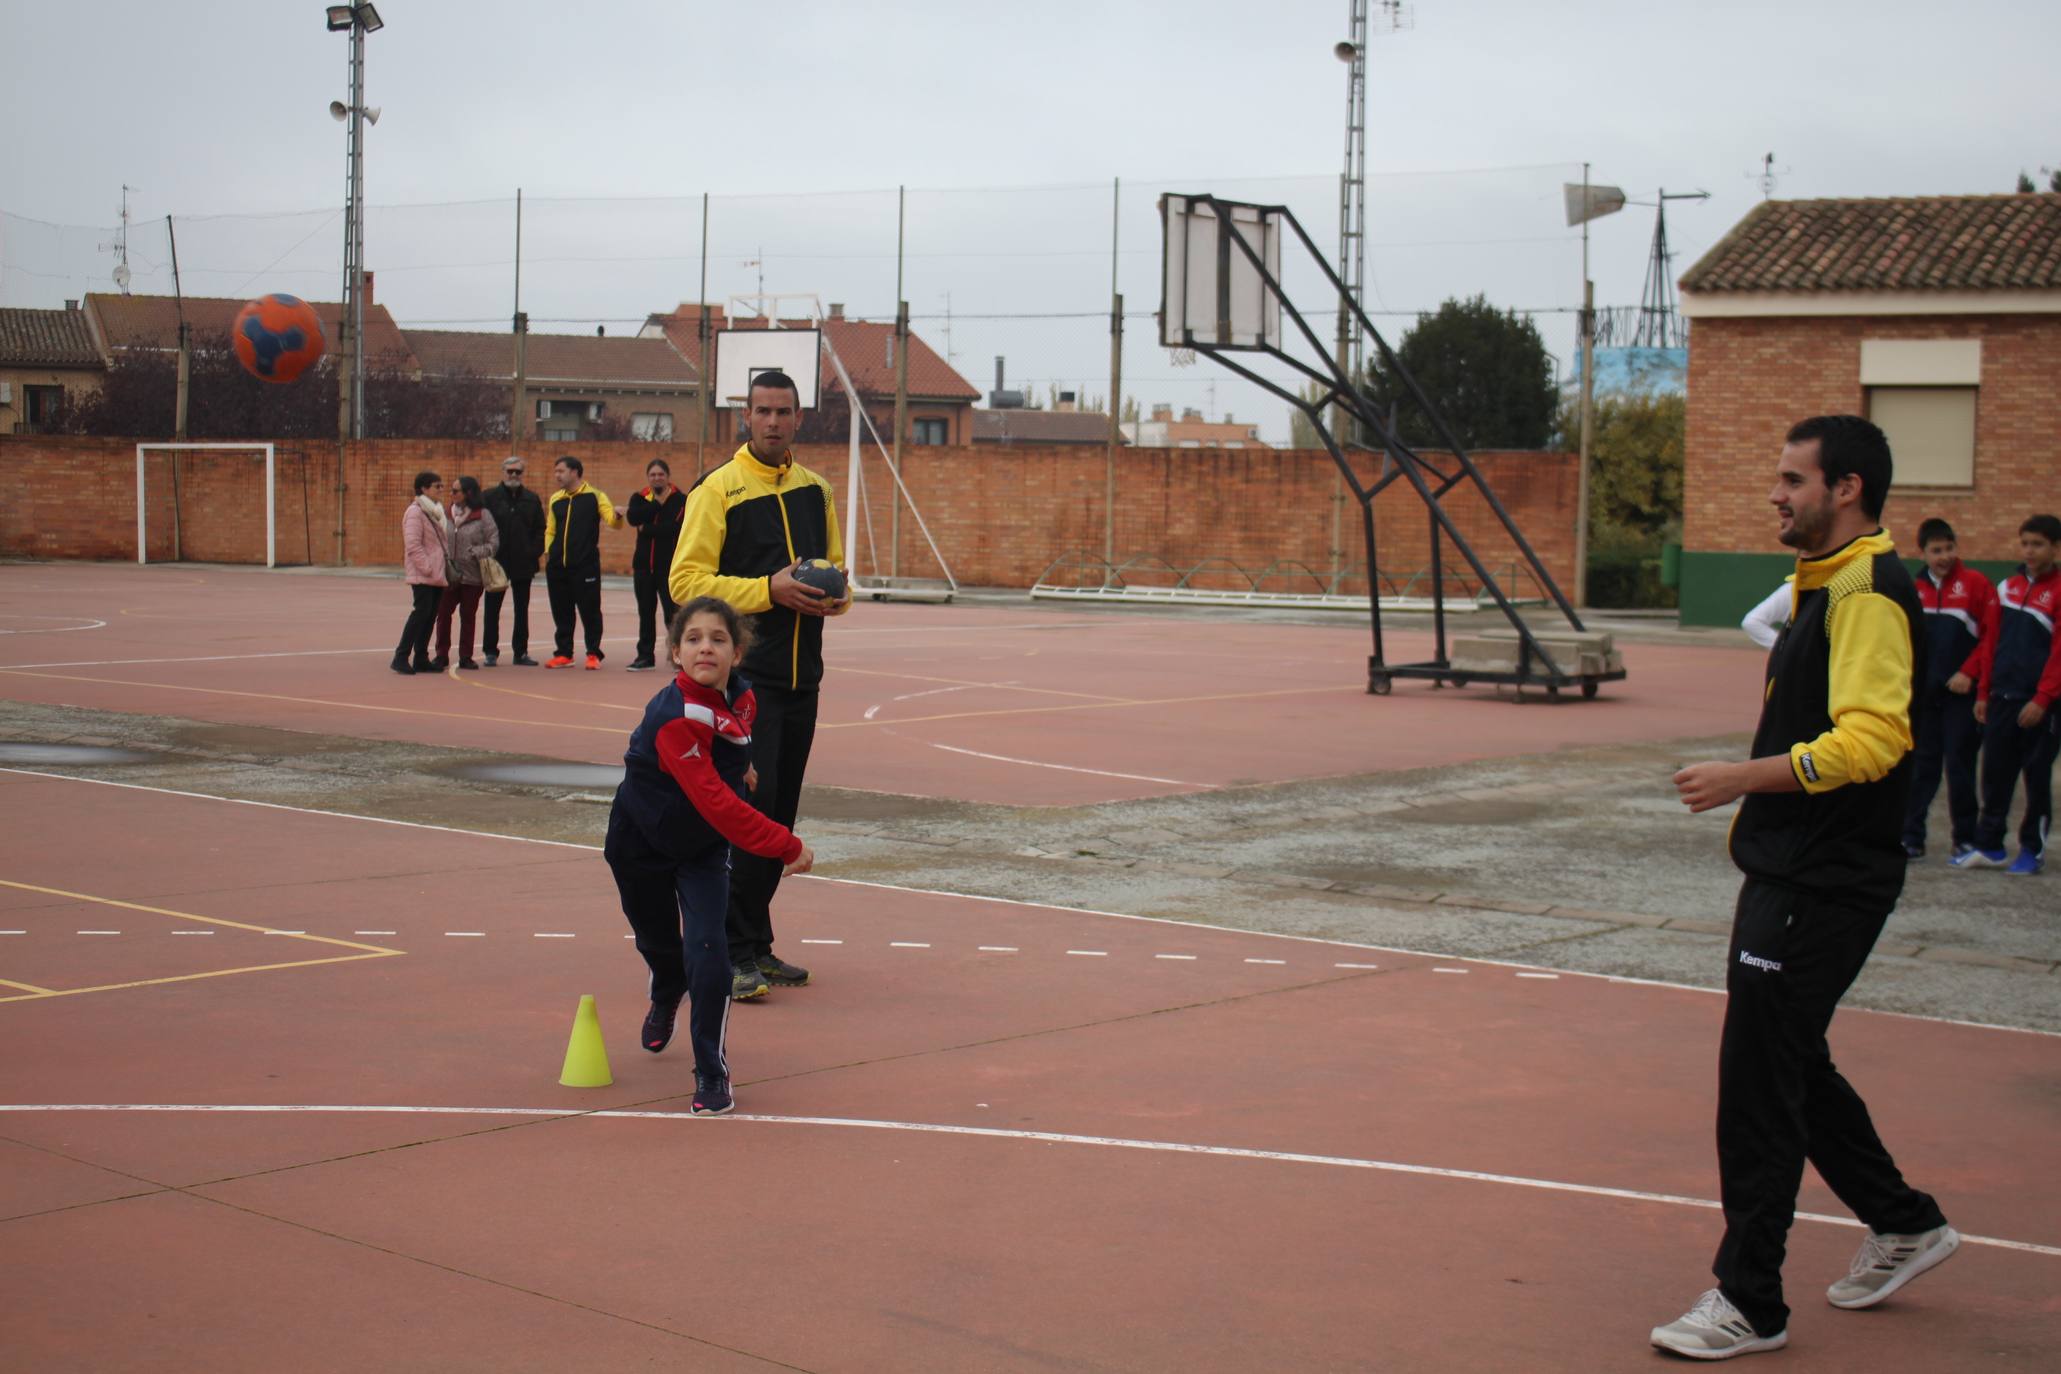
[1827,1224,1960,1309]
[1650,1289,1788,1360]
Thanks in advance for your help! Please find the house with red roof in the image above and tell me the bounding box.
[0,302,104,433]
[403,327,699,442]
[641,302,979,446]
[1676,193,2061,624]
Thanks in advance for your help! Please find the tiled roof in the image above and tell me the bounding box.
[1679,195,2061,294]
[646,306,979,402]
[971,408,1113,444]
[84,292,418,369]
[0,307,102,367]
[405,329,697,388]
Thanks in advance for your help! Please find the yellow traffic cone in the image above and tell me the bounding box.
[558,993,613,1088]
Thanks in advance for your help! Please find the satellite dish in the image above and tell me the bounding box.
[329,101,349,122]
[113,263,131,290]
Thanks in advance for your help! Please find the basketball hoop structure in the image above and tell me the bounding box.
[1159,193,1624,698]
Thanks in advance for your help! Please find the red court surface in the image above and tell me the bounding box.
[0,562,1770,804]
[3,768,2057,1371]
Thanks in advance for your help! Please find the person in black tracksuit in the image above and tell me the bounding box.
[1902,518,1996,858]
[1963,513,2061,872]
[541,454,622,668]
[625,458,688,671]
[606,596,813,1117]
[1658,417,1955,1361]
[668,370,847,1002]
[481,456,545,666]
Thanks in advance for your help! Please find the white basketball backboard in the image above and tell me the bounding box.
[712,328,822,409]
[1159,195,1283,352]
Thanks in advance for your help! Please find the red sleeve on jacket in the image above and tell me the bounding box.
[1974,580,2004,700]
[653,717,803,862]
[1958,574,1996,682]
[2038,611,2061,708]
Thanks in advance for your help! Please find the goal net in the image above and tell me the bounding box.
[135,443,277,567]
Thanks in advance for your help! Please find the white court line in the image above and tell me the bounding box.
[0,930,24,936]
[1517,972,1560,980]
[977,946,1018,953]
[862,705,880,720]
[0,644,391,670]
[1335,962,1379,970]
[0,616,109,638]
[1432,967,1469,975]
[800,938,843,945]
[926,742,1216,790]
[533,933,575,939]
[354,930,396,936]
[3,1103,2056,1260]
[77,930,120,936]
[1066,949,1108,957]
[445,932,485,938]
[1244,957,1285,965]
[262,929,307,936]
[5,767,2056,1041]
[1155,953,1197,961]
[890,941,930,949]
[170,930,214,936]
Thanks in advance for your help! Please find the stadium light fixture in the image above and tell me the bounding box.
[354,4,383,32]
[325,5,354,30]
[1333,40,1360,62]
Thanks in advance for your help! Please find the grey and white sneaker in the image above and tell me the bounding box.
[1651,1289,1787,1360]
[1826,1225,1960,1309]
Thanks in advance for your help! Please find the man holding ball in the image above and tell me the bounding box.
[671,369,849,1002]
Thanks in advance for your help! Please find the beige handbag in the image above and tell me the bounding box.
[478,554,510,593]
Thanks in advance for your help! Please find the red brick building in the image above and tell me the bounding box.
[1677,194,2061,624]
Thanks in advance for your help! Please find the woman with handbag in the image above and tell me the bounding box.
[431,475,501,671]
[393,471,449,675]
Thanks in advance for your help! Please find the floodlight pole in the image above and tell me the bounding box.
[510,189,528,445]
[696,191,710,476]
[335,9,373,441]
[1575,161,1595,609]
[1106,176,1121,579]
[892,185,908,581]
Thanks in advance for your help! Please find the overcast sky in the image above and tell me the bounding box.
[5,1,2057,440]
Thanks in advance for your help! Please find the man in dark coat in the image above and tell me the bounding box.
[481,455,545,666]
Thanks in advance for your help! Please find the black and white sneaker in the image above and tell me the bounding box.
[641,998,681,1053]
[690,1073,734,1116]
[1651,1289,1786,1359]
[1827,1225,1960,1309]
[627,656,656,671]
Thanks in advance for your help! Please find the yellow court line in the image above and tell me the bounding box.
[450,667,642,713]
[0,879,404,956]
[0,951,399,1004]
[833,663,1135,703]
[824,682,1363,730]
[0,668,624,736]
[0,976,55,995]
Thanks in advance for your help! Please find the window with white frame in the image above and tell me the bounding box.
[1861,339,1979,487]
[912,417,947,445]
[631,412,674,441]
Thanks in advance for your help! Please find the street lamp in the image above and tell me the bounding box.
[327,3,384,440]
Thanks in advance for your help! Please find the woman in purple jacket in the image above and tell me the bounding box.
[392,471,449,676]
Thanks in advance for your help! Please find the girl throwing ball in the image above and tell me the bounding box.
[606,596,814,1116]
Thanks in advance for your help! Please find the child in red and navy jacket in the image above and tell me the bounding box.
[1903,519,1996,860]
[1956,514,2061,874]
[605,596,814,1115]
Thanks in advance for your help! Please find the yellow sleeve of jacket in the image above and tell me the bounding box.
[818,471,852,617]
[541,491,560,557]
[592,486,623,528]
[669,478,774,613]
[1789,591,1914,793]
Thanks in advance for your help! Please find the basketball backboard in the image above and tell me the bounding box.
[712,328,822,409]
[1159,194,1283,352]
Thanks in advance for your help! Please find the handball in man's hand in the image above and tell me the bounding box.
[793,559,847,601]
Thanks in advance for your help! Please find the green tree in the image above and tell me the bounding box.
[1369,294,1558,450]
[2014,167,2061,192]
[1558,391,1686,538]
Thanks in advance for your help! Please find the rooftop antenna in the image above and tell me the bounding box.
[99,184,136,294]
[941,290,956,362]
[1750,152,1789,201]
[740,247,764,310]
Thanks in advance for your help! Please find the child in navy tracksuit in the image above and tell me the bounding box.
[1903,518,1996,859]
[605,596,814,1115]
[1957,513,2061,875]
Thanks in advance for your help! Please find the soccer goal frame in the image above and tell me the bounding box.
[135,442,276,568]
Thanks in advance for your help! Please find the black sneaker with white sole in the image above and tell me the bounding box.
[691,1073,734,1116]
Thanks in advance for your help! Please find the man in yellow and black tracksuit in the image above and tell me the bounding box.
[670,369,847,1001]
[543,455,623,668]
[1656,417,1955,1360]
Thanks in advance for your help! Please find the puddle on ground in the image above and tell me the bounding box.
[444,761,623,789]
[0,742,155,765]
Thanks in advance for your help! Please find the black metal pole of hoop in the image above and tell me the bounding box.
[1178,194,1594,694]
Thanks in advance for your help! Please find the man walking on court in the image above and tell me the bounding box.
[542,455,623,670]
[1659,416,1956,1360]
[481,455,545,666]
[670,369,848,1001]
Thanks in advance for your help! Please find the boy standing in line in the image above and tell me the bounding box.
[1954,513,2061,874]
[1902,518,1995,860]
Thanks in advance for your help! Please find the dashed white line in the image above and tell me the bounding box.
[1432,967,1469,975]
[1067,949,1109,957]
[1244,957,1286,966]
[0,930,25,936]
[890,941,931,949]
[1154,953,1197,961]
[261,930,307,936]
[863,705,881,720]
[170,930,214,936]
[800,938,843,945]
[444,932,485,938]
[78,930,120,936]
[977,946,1018,953]
[533,933,575,939]
[1516,972,1560,980]
[355,930,396,935]
[1334,962,1379,970]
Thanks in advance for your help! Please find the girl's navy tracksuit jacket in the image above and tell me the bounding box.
[605,672,804,1080]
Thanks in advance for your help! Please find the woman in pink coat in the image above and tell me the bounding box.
[392,470,449,676]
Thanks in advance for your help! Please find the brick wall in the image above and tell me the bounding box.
[1684,313,2061,561]
[0,434,1576,597]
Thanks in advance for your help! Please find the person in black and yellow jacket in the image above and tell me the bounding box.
[1654,417,1956,1361]
[669,369,848,1001]
[542,454,623,669]
[625,457,688,671]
